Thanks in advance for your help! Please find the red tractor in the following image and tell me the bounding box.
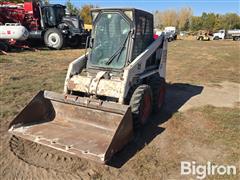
[0,1,89,50]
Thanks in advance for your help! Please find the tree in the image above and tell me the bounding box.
[178,7,193,30]
[190,16,202,31]
[162,9,178,27]
[154,10,164,29]
[201,12,216,31]
[79,4,96,24]
[66,0,79,16]
[42,0,49,5]
[155,9,240,32]
[154,8,193,30]
[223,13,240,29]
[213,14,224,31]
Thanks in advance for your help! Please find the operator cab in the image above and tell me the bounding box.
[41,4,65,27]
[87,8,154,70]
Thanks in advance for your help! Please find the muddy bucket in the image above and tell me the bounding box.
[8,91,133,163]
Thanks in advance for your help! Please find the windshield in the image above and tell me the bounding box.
[89,13,130,69]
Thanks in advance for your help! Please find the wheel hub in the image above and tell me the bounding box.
[48,33,60,46]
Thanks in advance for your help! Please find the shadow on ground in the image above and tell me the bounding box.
[108,83,204,168]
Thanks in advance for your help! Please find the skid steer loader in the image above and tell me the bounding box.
[9,8,168,164]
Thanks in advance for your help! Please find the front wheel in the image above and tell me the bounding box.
[130,85,153,129]
[44,28,64,50]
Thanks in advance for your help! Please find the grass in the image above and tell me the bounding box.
[0,40,239,179]
[126,106,240,180]
[167,40,240,84]
[0,49,84,120]
[202,106,240,156]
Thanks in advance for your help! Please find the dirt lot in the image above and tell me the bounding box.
[0,40,239,179]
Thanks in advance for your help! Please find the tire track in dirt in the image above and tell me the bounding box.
[0,132,80,179]
[0,127,103,180]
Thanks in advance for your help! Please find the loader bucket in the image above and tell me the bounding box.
[8,91,133,163]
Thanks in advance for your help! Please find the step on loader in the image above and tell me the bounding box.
[9,8,168,164]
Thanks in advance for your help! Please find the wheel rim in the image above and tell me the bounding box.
[140,93,151,124]
[157,87,165,109]
[48,33,60,47]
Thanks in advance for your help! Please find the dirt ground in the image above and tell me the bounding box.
[0,40,240,180]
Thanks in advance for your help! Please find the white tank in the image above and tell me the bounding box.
[0,23,29,40]
[228,29,240,35]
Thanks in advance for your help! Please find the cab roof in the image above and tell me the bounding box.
[91,8,152,16]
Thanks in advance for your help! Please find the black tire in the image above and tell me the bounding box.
[130,85,153,129]
[44,28,64,50]
[233,36,240,41]
[0,42,8,52]
[214,36,219,40]
[149,75,166,113]
[174,34,177,40]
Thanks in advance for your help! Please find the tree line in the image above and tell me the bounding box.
[67,3,240,31]
[154,8,240,32]
[7,1,240,31]
[65,0,96,24]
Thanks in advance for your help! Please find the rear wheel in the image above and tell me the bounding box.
[233,36,240,41]
[44,28,64,50]
[130,85,153,129]
[168,37,172,42]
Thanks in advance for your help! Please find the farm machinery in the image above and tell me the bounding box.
[8,8,168,164]
[196,30,212,41]
[0,1,89,50]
